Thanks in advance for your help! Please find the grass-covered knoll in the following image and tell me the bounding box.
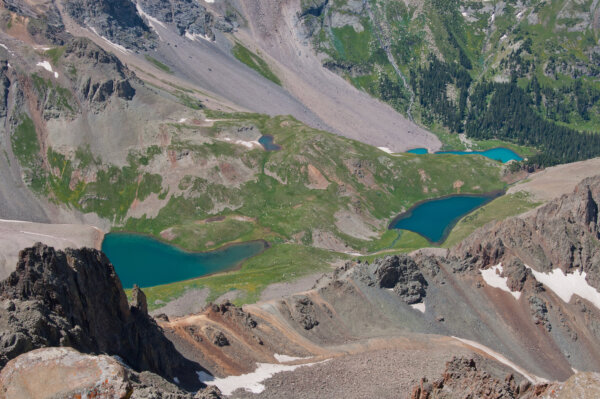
[232,43,281,85]
[442,192,541,248]
[140,243,340,309]
[124,112,505,254]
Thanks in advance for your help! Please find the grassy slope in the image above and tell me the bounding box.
[232,43,281,85]
[442,192,541,248]
[141,244,340,309]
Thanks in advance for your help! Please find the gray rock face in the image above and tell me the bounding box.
[0,59,9,118]
[0,243,205,390]
[370,255,428,305]
[291,295,320,330]
[137,0,235,40]
[64,0,157,50]
[63,37,137,105]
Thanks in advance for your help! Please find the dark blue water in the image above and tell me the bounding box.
[102,233,266,288]
[407,148,428,154]
[389,195,495,243]
[258,135,281,151]
[436,148,523,163]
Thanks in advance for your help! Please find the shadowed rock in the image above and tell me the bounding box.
[0,243,206,390]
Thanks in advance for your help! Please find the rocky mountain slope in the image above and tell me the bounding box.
[300,0,600,165]
[0,243,207,390]
[1,176,600,396]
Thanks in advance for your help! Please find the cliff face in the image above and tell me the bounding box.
[454,176,600,289]
[0,243,206,390]
[64,0,157,50]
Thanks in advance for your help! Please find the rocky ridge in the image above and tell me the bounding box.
[0,243,207,391]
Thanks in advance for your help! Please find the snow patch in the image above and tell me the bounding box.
[37,61,53,73]
[198,361,327,395]
[174,377,180,384]
[0,43,7,50]
[274,354,309,363]
[526,266,600,310]
[89,27,131,54]
[516,10,525,20]
[236,140,261,149]
[461,12,468,17]
[178,118,188,123]
[411,302,426,313]
[452,336,547,384]
[481,263,521,300]
[378,146,393,154]
[500,34,508,42]
[136,4,167,40]
[185,31,212,42]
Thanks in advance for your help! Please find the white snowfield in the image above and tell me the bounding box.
[452,336,547,384]
[273,354,309,362]
[526,266,600,310]
[481,263,521,300]
[198,359,327,395]
[410,302,426,313]
[36,61,59,78]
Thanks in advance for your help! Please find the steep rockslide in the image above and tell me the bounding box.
[0,243,207,390]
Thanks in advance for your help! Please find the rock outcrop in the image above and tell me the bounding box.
[0,347,223,399]
[63,37,137,104]
[410,357,556,399]
[64,0,157,50]
[369,255,428,304]
[454,176,600,290]
[0,243,205,389]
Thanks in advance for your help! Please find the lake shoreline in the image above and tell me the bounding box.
[388,190,506,245]
[102,232,270,288]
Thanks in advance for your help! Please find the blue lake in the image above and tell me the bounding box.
[436,148,523,163]
[407,148,428,155]
[101,233,266,288]
[406,147,522,163]
[389,194,499,243]
[258,135,281,151]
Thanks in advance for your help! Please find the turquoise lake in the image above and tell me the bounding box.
[101,233,266,288]
[407,148,428,155]
[436,148,523,163]
[389,195,498,243]
[406,147,522,163]
[258,135,281,151]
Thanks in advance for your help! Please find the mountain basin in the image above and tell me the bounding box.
[389,192,503,244]
[101,233,267,288]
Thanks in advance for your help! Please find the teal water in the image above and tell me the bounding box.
[435,148,523,163]
[258,135,281,151]
[407,148,428,154]
[389,195,496,243]
[101,233,266,288]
